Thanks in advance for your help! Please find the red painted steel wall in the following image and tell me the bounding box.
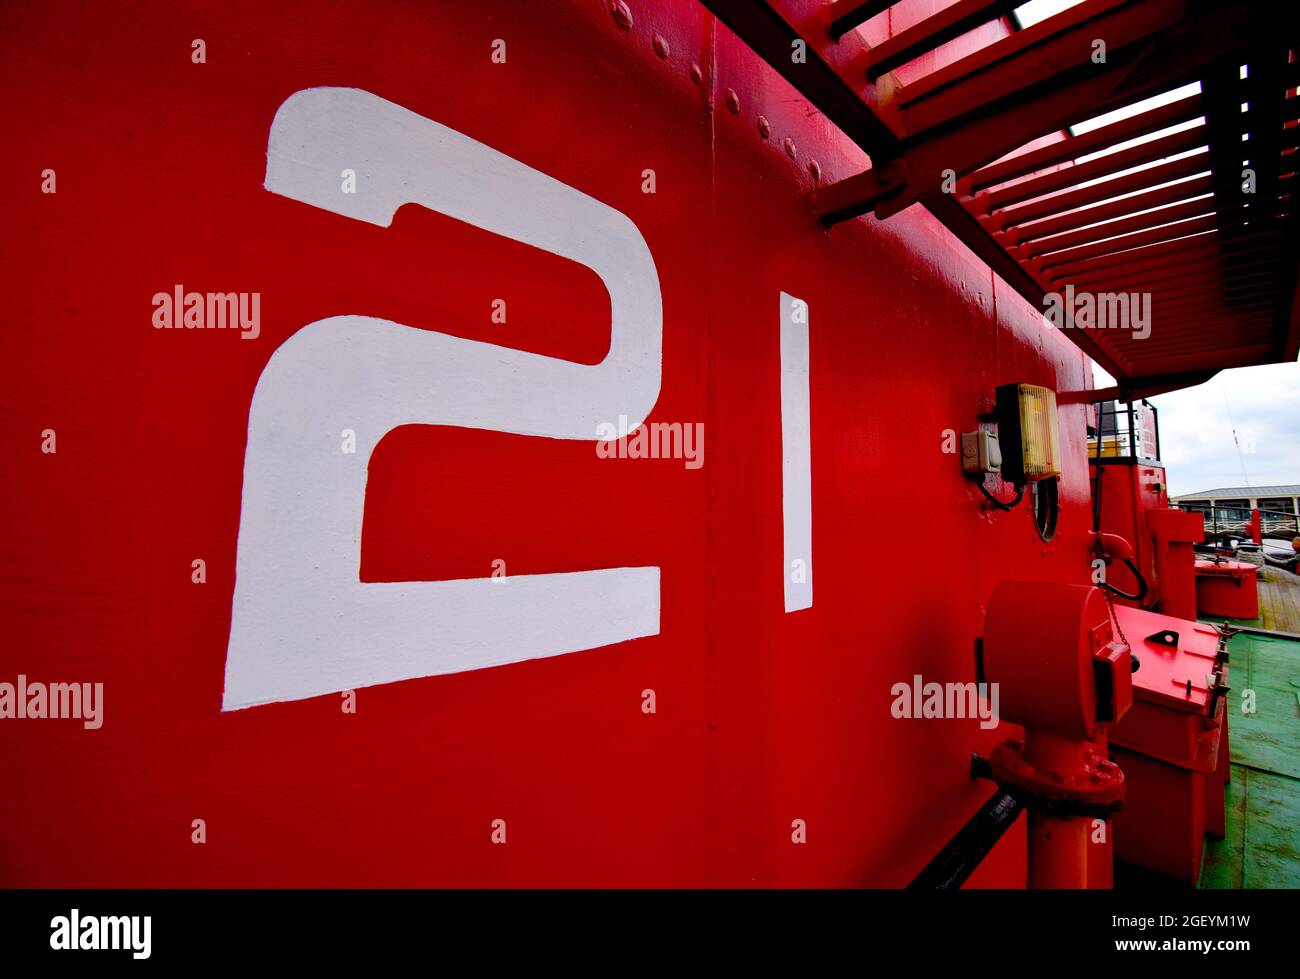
[1,0,1098,886]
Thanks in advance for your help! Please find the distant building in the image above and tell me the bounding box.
[1171,485,1300,516]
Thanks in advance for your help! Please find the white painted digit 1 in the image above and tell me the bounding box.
[221,87,663,711]
[780,292,812,613]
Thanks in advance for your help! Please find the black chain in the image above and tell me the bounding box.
[1103,581,1130,649]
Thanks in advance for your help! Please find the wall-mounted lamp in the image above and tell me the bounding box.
[961,383,1063,538]
[995,383,1062,485]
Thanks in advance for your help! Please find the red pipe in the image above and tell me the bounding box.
[1025,733,1092,889]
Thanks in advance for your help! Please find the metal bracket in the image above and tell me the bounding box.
[813,159,909,225]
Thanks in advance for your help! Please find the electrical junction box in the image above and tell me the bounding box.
[961,429,1002,474]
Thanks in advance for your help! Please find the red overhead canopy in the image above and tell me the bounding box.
[701,0,1300,397]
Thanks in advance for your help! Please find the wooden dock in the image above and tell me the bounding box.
[1255,566,1300,635]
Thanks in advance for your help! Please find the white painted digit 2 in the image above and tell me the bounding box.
[222,87,663,710]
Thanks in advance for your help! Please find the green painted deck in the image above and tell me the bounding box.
[1199,568,1300,889]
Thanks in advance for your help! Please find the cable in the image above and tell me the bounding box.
[1216,377,1248,491]
[1099,557,1149,603]
[1032,477,1060,541]
[978,476,1024,511]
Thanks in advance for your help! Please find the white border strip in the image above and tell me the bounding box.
[780,292,813,612]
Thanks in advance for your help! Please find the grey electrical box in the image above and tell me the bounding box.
[961,430,1002,474]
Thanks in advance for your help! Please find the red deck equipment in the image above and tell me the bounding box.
[1146,509,1206,620]
[1194,559,1261,619]
[1108,606,1229,882]
[1086,400,1207,619]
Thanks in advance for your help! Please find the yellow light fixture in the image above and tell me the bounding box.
[995,383,1062,484]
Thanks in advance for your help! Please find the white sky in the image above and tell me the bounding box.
[1091,361,1300,500]
[1013,0,1082,29]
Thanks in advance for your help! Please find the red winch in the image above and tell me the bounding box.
[979,581,1133,888]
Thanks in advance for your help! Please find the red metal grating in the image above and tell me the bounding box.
[700,0,1300,397]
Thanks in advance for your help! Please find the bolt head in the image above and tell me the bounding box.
[610,0,633,30]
